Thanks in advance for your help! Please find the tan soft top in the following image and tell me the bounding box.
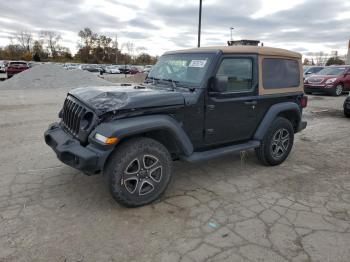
[177,46,301,59]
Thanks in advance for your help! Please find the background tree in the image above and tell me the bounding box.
[41,31,62,58]
[78,28,98,63]
[0,44,24,60]
[123,41,135,59]
[313,51,330,66]
[326,56,345,66]
[32,40,48,61]
[15,30,33,52]
[135,53,153,65]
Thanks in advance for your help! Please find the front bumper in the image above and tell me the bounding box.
[344,98,350,113]
[304,84,334,94]
[44,123,114,174]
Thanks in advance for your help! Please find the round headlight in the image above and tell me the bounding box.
[80,112,94,130]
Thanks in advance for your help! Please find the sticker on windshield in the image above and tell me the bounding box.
[189,60,207,68]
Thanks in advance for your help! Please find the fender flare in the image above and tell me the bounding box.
[92,115,194,156]
[253,102,301,141]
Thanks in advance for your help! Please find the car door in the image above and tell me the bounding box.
[204,55,259,145]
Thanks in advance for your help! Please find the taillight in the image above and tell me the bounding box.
[300,96,308,108]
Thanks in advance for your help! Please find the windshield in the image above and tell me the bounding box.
[303,66,310,72]
[317,67,346,75]
[148,53,214,85]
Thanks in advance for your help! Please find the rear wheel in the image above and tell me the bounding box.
[105,137,172,207]
[255,117,294,166]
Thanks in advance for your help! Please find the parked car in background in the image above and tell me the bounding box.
[118,65,131,74]
[344,94,350,118]
[6,61,29,78]
[79,64,104,73]
[303,66,324,79]
[0,61,7,80]
[27,61,37,68]
[129,66,141,75]
[304,66,350,96]
[64,63,80,70]
[105,65,121,74]
[143,65,153,74]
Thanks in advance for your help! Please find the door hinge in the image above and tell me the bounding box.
[205,129,214,135]
[207,105,215,110]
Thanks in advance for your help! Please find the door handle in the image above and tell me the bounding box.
[244,100,257,105]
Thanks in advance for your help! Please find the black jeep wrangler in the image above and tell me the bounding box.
[45,46,307,207]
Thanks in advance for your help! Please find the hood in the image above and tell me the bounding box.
[69,85,185,115]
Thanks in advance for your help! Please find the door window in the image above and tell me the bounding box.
[216,58,253,92]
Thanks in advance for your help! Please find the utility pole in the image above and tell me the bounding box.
[115,34,118,65]
[197,0,202,48]
[347,39,350,65]
[230,27,234,41]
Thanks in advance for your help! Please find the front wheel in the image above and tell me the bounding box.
[332,84,343,96]
[345,110,350,118]
[255,117,294,166]
[105,137,173,207]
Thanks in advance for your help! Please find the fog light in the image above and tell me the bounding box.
[95,133,118,144]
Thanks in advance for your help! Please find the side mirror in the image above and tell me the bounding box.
[210,75,228,93]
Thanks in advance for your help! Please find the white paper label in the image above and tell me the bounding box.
[189,60,207,68]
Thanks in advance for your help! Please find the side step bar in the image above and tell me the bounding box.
[181,140,260,163]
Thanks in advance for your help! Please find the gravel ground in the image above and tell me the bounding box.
[0,87,349,262]
[0,65,114,90]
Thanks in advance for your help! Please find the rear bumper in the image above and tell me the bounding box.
[297,120,307,132]
[44,123,113,174]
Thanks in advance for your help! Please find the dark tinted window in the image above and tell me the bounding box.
[263,58,300,89]
[217,58,253,92]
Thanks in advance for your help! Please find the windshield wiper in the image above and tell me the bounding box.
[159,78,179,89]
[145,76,160,84]
[145,77,195,92]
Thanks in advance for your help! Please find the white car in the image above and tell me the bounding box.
[0,61,7,80]
[64,63,79,70]
[105,66,121,74]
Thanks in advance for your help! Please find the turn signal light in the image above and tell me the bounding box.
[95,133,118,144]
[105,137,118,145]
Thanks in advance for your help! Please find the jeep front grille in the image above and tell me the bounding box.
[62,96,87,137]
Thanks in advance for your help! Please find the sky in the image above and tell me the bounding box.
[0,0,349,56]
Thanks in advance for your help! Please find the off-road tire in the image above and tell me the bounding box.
[105,137,172,207]
[255,117,294,166]
[344,110,350,118]
[332,84,343,96]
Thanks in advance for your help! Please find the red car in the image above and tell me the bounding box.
[6,61,29,78]
[304,66,350,96]
[129,66,142,75]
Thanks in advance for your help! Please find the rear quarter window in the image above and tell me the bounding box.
[262,58,300,89]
